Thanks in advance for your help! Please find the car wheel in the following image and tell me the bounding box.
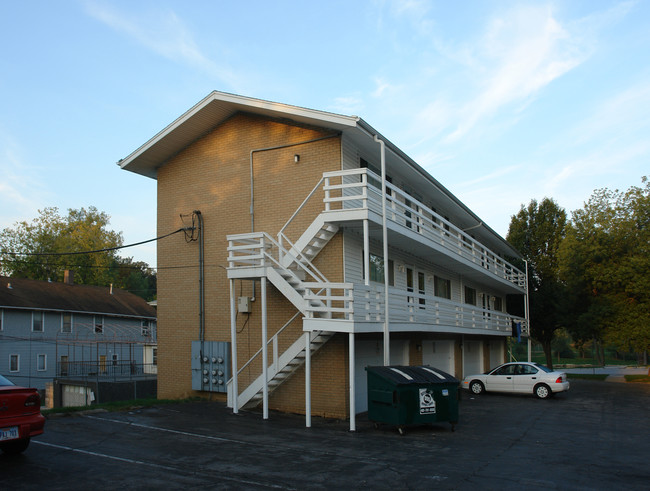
[534,384,551,399]
[0,438,30,455]
[470,380,484,395]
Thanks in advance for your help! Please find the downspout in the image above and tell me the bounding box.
[194,210,205,345]
[374,135,390,366]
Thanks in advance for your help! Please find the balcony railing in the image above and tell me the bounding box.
[321,168,527,290]
[351,284,527,335]
[57,361,158,379]
[227,233,526,334]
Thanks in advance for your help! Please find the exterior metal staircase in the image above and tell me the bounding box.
[227,213,350,411]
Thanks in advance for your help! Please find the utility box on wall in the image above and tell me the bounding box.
[191,341,231,393]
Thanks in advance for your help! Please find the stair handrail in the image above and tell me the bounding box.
[278,175,325,260]
[228,231,329,284]
[230,311,302,383]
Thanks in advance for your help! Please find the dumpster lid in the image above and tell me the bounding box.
[366,365,459,385]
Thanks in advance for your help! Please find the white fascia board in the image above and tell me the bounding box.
[118,91,359,178]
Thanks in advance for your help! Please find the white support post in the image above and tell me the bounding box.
[363,219,370,287]
[374,134,390,366]
[305,332,311,428]
[229,279,238,413]
[261,278,269,420]
[349,332,356,432]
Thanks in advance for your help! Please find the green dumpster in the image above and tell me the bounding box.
[366,365,460,433]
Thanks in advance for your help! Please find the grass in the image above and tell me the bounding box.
[42,396,203,416]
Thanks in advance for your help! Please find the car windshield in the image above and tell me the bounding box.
[0,374,15,386]
[534,363,553,373]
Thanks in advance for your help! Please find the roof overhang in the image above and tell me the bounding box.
[118,91,359,179]
[118,91,522,260]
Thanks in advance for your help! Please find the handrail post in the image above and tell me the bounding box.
[324,176,331,212]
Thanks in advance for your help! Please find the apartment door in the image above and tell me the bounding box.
[406,268,426,313]
[463,340,483,377]
[354,339,409,413]
[422,340,454,374]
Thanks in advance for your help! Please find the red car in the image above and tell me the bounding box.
[0,374,45,454]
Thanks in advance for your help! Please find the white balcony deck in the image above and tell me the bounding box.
[321,168,527,292]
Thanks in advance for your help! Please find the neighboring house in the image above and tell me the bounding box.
[119,91,528,429]
[0,275,157,395]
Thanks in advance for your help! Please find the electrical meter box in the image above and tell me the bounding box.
[237,296,252,313]
[191,341,231,392]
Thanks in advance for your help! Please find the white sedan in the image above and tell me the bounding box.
[462,362,569,399]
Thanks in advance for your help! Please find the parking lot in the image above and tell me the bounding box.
[2,379,649,490]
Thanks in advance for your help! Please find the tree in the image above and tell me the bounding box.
[0,206,156,301]
[507,198,567,369]
[559,178,650,362]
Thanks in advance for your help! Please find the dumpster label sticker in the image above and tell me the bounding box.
[419,388,436,414]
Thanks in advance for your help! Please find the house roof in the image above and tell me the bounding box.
[118,90,522,259]
[0,276,157,319]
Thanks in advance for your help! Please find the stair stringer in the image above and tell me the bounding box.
[280,213,339,270]
[236,329,335,410]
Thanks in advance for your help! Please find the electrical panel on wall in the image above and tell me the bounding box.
[191,341,231,393]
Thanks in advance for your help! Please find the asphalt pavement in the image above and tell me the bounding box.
[2,379,649,490]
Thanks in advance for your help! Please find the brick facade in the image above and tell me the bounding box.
[156,113,350,416]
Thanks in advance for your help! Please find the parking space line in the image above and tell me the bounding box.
[33,440,289,489]
[34,440,182,471]
[83,414,257,446]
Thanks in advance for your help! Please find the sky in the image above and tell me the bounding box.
[1,0,649,268]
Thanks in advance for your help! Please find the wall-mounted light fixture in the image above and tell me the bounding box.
[294,154,300,163]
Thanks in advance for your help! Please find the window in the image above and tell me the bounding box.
[94,315,104,334]
[60,355,69,376]
[152,348,158,366]
[10,354,19,372]
[112,354,119,366]
[464,286,477,305]
[364,252,394,286]
[434,276,451,300]
[32,311,44,332]
[141,320,150,336]
[494,297,503,312]
[417,272,426,309]
[62,313,72,333]
[37,354,47,371]
[360,158,392,194]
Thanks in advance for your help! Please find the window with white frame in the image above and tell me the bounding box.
[141,320,150,336]
[363,252,394,286]
[434,276,451,300]
[10,354,19,372]
[464,286,477,305]
[37,354,47,371]
[62,313,72,333]
[32,311,44,332]
[494,296,503,312]
[152,348,158,366]
[94,315,104,334]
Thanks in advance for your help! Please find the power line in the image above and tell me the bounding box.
[0,227,192,257]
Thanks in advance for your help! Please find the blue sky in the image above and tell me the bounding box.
[1,0,648,267]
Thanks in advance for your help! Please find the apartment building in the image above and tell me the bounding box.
[119,91,528,429]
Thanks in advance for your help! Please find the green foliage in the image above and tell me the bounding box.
[0,206,156,301]
[559,177,650,355]
[507,197,567,369]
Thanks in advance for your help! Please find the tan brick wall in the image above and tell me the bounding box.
[156,113,346,415]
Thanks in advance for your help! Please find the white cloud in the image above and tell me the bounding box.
[443,4,591,143]
[83,1,241,89]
